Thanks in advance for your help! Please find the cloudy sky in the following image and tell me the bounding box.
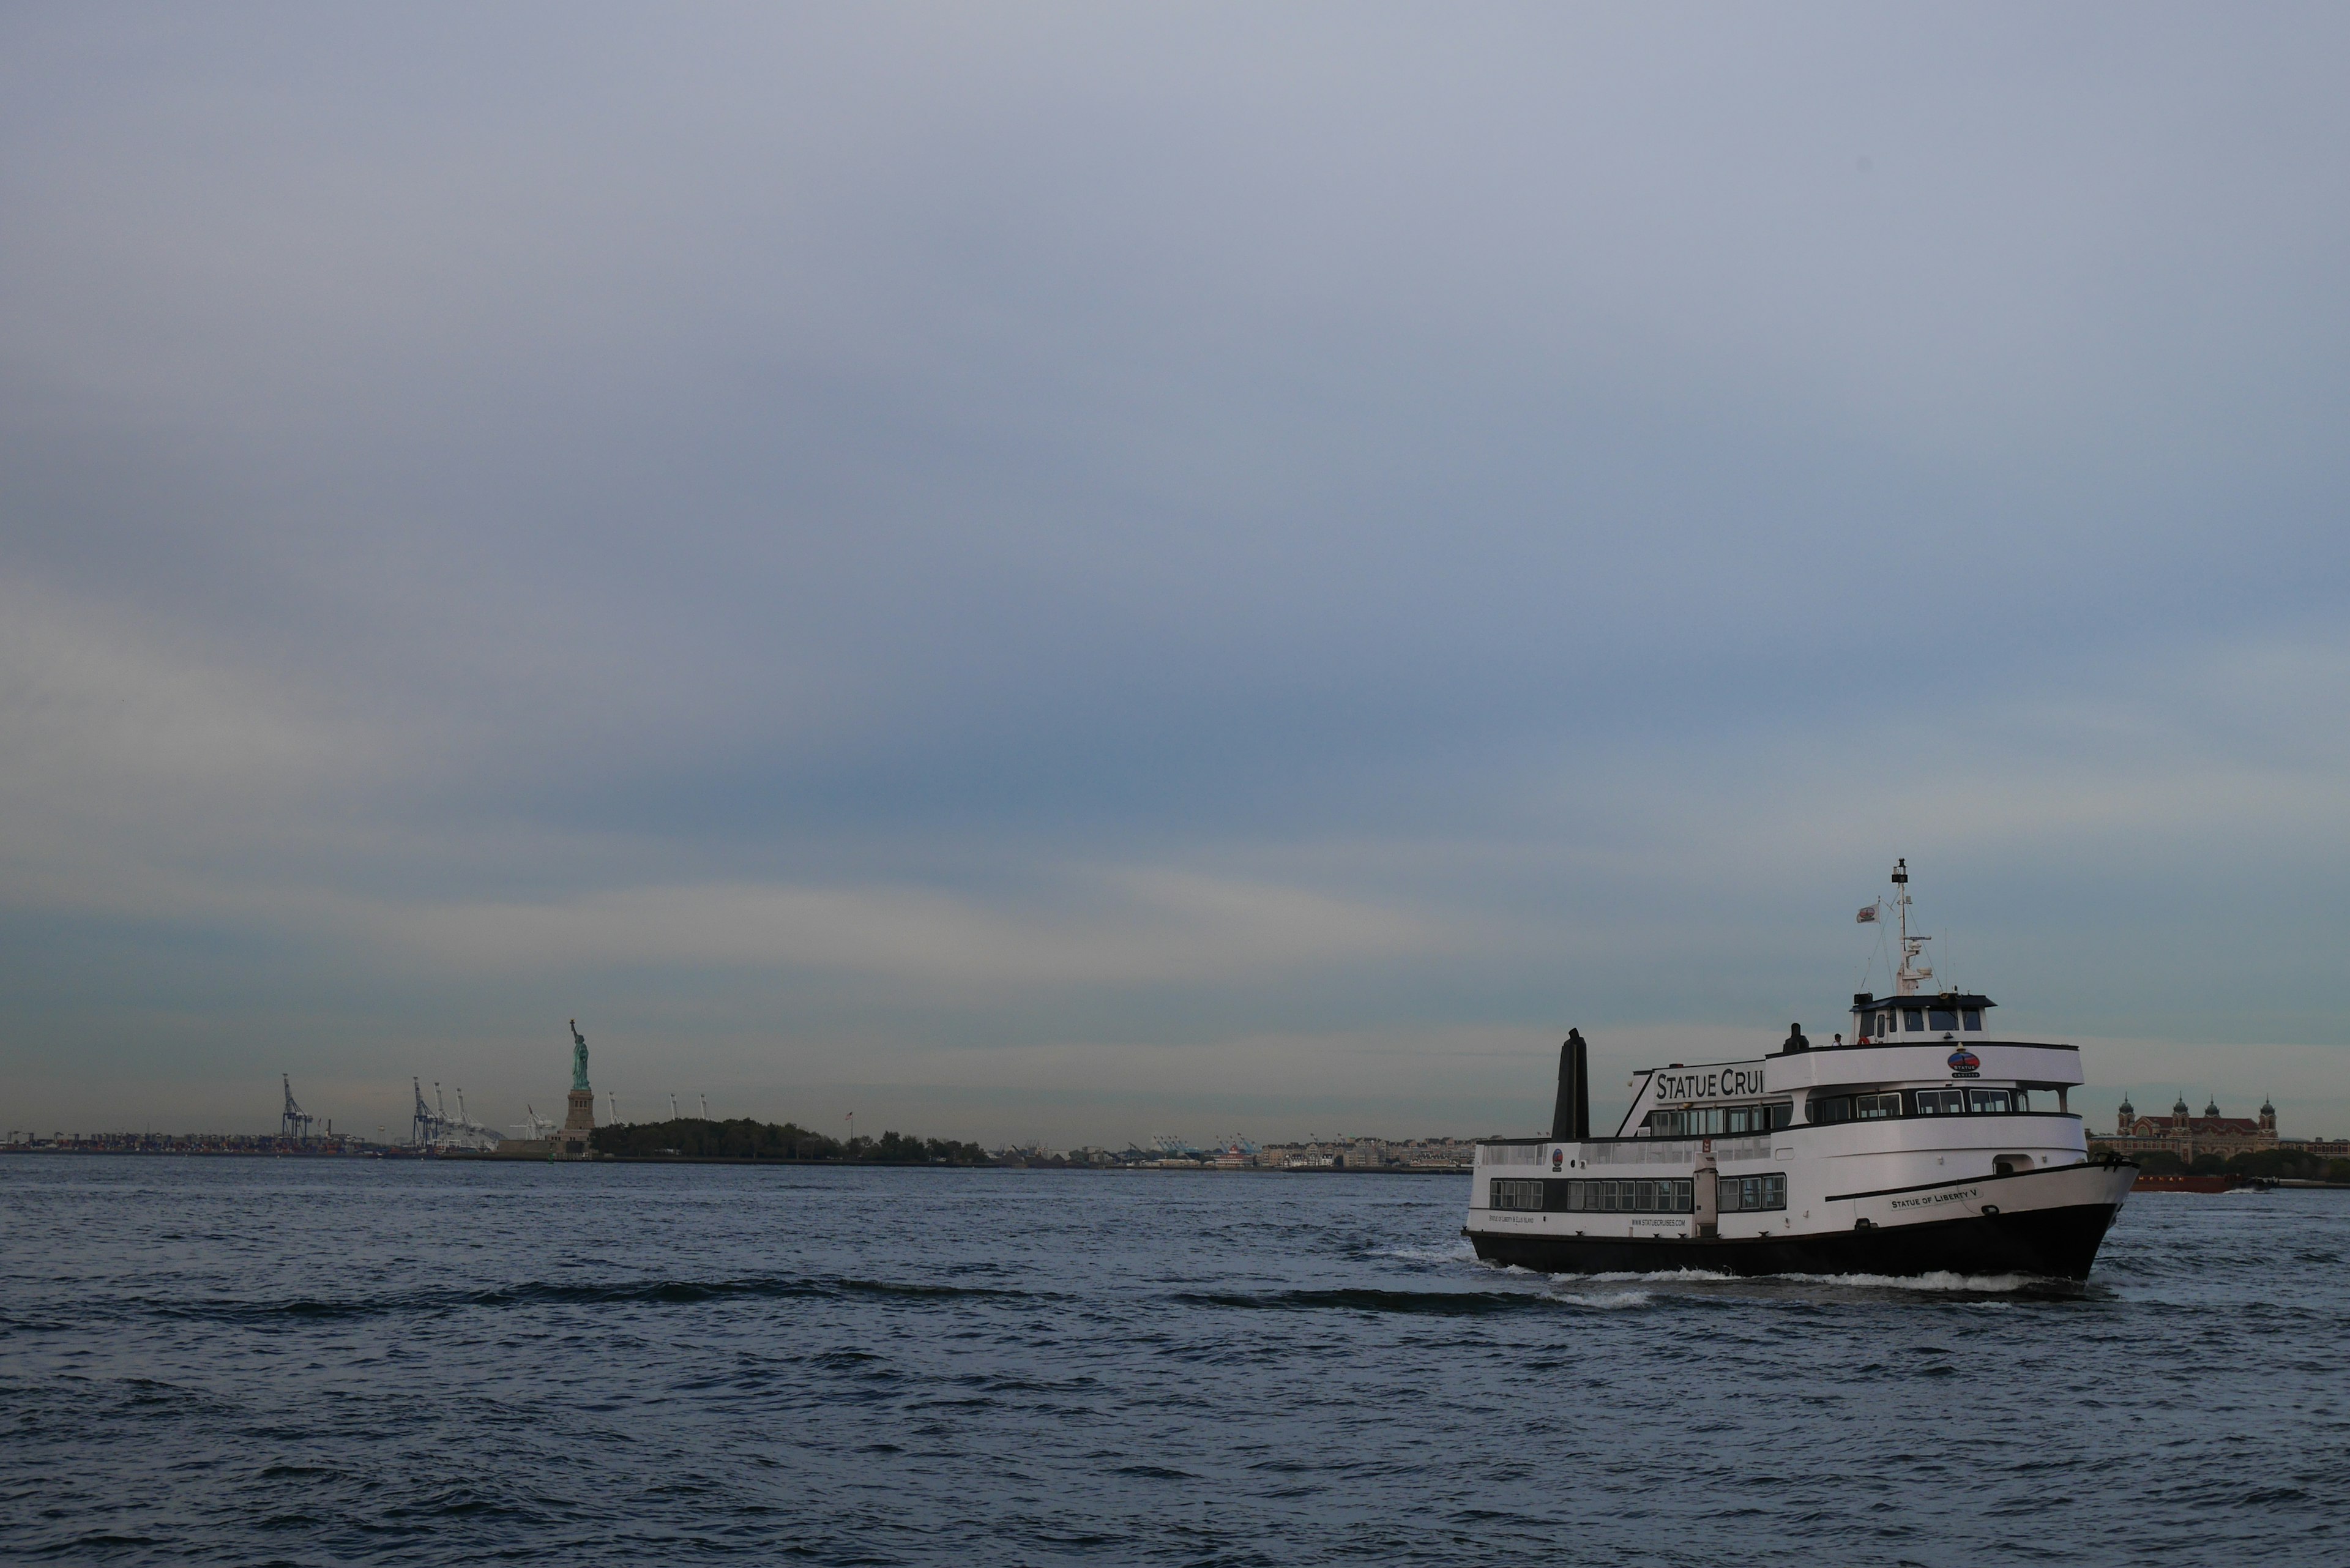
[4,4,2346,1146]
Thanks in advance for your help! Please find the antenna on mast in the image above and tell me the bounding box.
[1891,858,1933,995]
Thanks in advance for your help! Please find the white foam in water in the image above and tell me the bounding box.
[1544,1267,2048,1293]
[1774,1270,2043,1292]
[1378,1241,1479,1264]
[1547,1287,1656,1310]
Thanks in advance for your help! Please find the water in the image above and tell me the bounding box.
[2,1161,2344,1566]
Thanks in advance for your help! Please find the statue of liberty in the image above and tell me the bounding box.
[569,1018,591,1092]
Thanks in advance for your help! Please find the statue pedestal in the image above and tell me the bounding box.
[556,1088,597,1159]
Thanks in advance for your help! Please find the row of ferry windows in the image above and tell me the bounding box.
[1806,1087,2034,1124]
[1643,1103,1795,1137]
[1643,1088,2037,1135]
[1489,1176,1788,1214]
[1869,1006,1983,1036]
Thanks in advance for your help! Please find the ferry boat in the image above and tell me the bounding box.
[1466,862,2135,1279]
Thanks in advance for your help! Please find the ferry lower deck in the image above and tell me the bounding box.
[1468,1155,2133,1279]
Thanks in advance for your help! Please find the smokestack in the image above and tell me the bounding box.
[1551,1029,1590,1141]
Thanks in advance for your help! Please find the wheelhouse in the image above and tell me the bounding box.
[1848,990,1994,1045]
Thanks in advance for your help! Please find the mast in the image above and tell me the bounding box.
[1892,858,1933,995]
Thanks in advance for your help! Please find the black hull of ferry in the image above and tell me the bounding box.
[1468,1199,2122,1282]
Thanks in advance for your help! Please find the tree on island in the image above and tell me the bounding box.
[589,1116,991,1164]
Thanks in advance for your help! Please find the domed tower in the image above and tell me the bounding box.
[2204,1097,2221,1119]
[2171,1094,2190,1134]
[2260,1096,2277,1137]
[2117,1094,2136,1136]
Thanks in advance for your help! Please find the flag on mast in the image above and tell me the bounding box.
[1856,905,1879,924]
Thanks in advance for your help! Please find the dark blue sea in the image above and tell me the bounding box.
[2,1160,2344,1566]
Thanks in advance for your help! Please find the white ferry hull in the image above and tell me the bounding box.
[1468,1160,2134,1281]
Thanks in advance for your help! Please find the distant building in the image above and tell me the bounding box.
[2101,1094,2277,1161]
[1244,1136,1472,1170]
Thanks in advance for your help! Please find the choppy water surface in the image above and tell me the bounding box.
[2,1161,2344,1566]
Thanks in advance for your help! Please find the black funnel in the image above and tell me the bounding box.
[1551,1030,1590,1141]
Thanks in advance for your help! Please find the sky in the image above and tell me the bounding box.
[3,3,2347,1147]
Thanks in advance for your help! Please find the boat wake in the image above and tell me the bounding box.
[1773,1269,2047,1293]
[1520,1264,2087,1302]
[1371,1241,1480,1265]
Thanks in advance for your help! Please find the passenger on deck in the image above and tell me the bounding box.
[1784,1022,1810,1053]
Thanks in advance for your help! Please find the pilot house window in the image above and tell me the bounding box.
[1903,1009,1925,1031]
[1961,1009,1983,1031]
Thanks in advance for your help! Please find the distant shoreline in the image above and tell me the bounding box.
[461,1151,1470,1173]
[0,1146,1469,1174]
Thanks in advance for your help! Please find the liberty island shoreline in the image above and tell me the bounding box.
[0,1132,1481,1174]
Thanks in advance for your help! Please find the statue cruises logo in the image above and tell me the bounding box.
[1947,1047,1982,1079]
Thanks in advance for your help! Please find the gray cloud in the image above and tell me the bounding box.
[3,4,2346,1142]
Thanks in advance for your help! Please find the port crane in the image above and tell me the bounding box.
[408,1077,503,1152]
[280,1075,316,1141]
